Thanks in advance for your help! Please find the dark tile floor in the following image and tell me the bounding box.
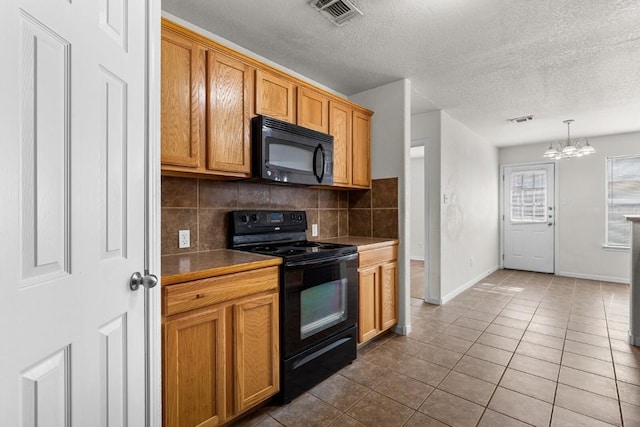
[233,269,638,426]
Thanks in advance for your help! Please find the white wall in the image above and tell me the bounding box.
[351,81,409,180]
[500,131,640,283]
[351,79,412,335]
[439,112,500,301]
[412,111,442,300]
[410,111,499,303]
[410,147,425,260]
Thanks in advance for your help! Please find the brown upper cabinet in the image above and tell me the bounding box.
[297,87,329,133]
[161,30,205,169]
[352,110,372,188]
[329,100,352,186]
[255,69,296,124]
[161,19,373,187]
[161,20,252,178]
[329,103,372,189]
[207,51,253,176]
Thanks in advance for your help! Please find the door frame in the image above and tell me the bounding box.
[499,161,559,274]
[147,0,162,425]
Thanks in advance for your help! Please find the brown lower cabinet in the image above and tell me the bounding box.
[357,244,398,344]
[163,266,280,426]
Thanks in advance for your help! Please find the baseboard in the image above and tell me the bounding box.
[426,296,442,305]
[629,331,639,346]
[410,256,425,261]
[393,323,412,336]
[439,266,500,305]
[557,271,629,284]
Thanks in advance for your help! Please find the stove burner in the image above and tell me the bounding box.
[274,249,307,256]
[292,241,322,248]
[316,244,343,249]
[251,245,280,252]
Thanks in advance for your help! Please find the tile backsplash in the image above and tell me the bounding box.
[349,177,399,239]
[161,176,398,255]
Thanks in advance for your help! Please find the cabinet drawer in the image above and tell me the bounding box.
[358,245,397,269]
[164,266,279,316]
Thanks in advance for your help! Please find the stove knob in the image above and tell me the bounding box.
[297,214,303,221]
[250,214,258,222]
[290,213,296,220]
[240,214,248,223]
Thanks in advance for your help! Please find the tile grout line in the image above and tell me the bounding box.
[547,278,573,427]
[602,279,625,427]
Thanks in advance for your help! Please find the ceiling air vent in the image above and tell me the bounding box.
[310,0,363,26]
[507,115,534,124]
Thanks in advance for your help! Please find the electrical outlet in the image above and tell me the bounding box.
[178,230,190,249]
[311,224,318,237]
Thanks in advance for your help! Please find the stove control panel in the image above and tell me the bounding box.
[230,210,307,235]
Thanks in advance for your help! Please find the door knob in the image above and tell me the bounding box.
[129,271,159,291]
[548,222,553,226]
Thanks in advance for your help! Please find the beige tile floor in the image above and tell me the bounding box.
[410,260,425,300]
[233,270,639,426]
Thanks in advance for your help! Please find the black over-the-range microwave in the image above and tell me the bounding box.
[251,115,334,186]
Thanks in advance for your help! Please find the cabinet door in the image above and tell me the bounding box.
[208,51,253,176]
[358,265,380,343]
[329,100,352,186]
[234,293,280,413]
[380,262,398,331]
[352,110,371,188]
[164,306,226,427]
[255,69,295,123]
[298,87,328,133]
[161,31,205,168]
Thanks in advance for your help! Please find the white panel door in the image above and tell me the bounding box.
[503,164,555,273]
[0,0,149,424]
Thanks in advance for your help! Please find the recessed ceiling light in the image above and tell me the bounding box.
[507,115,535,124]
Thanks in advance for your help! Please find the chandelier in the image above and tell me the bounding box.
[543,119,596,160]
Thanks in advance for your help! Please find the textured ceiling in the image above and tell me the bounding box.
[162,0,640,146]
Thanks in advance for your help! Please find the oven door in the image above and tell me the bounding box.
[282,253,358,358]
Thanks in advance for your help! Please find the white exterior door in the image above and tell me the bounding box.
[0,0,150,424]
[503,164,555,273]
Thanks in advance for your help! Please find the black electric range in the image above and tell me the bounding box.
[229,210,356,262]
[228,210,359,403]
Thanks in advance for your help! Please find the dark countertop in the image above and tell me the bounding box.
[161,250,282,285]
[321,236,399,251]
[161,237,397,285]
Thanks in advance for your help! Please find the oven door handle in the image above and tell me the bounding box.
[285,252,358,268]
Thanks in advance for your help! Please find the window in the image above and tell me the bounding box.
[606,155,640,247]
[510,170,547,222]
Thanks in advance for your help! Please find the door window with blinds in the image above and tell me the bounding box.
[510,170,548,222]
[606,155,640,247]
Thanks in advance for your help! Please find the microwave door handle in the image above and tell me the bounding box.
[313,144,325,183]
